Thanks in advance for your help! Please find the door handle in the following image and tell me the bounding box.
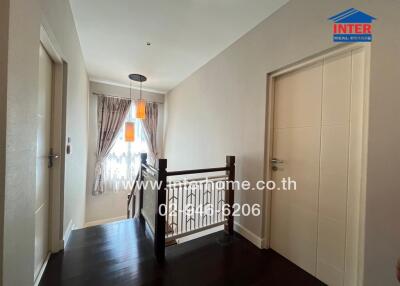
[271,158,284,164]
[271,158,284,171]
[48,148,60,168]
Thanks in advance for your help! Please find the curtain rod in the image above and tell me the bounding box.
[92,92,163,104]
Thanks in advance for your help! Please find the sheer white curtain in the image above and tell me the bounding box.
[102,104,148,193]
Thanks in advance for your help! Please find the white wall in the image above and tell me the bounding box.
[40,0,89,237]
[163,1,400,285]
[85,81,165,225]
[0,0,10,283]
[1,0,88,284]
[3,0,41,284]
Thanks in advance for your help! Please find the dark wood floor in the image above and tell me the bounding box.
[39,219,325,286]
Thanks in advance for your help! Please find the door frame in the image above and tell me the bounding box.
[262,43,371,285]
[39,24,68,253]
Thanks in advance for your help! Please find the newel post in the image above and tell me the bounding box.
[225,156,235,235]
[155,158,167,261]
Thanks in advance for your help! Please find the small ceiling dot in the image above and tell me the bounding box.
[146,42,151,46]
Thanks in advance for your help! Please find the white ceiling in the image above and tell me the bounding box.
[69,0,289,93]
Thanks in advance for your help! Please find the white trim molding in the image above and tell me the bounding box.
[234,222,264,249]
[63,220,75,248]
[40,24,67,253]
[84,216,126,228]
[33,252,51,286]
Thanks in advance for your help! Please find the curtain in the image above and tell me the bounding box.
[141,102,158,166]
[93,96,131,195]
[102,113,148,193]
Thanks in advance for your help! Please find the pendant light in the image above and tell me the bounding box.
[128,73,147,120]
[124,79,135,142]
[136,80,146,120]
[124,122,135,142]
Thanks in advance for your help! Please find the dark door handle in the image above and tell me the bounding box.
[48,149,60,168]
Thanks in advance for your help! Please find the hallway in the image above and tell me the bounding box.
[39,219,324,286]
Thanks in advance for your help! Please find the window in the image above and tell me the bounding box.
[102,103,148,193]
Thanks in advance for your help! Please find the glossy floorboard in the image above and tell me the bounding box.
[39,219,325,286]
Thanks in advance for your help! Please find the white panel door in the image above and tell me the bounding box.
[317,52,352,285]
[34,45,53,280]
[270,62,323,275]
[270,49,366,286]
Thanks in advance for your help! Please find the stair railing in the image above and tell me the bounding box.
[127,170,141,219]
[137,153,235,261]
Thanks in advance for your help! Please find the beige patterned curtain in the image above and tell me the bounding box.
[142,102,158,166]
[93,96,131,195]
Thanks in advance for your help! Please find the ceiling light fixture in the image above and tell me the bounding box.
[129,73,147,120]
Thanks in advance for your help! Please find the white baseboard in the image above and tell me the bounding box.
[261,237,268,249]
[34,252,50,286]
[63,220,75,248]
[84,216,126,228]
[234,222,264,249]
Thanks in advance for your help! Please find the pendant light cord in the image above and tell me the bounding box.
[129,79,133,120]
[130,79,133,100]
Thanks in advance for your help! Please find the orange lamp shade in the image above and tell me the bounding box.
[136,100,146,119]
[124,122,135,142]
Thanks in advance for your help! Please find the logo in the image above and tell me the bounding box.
[329,8,376,42]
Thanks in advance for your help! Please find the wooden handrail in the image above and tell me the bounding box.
[166,166,228,176]
[142,162,158,174]
[127,170,141,219]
